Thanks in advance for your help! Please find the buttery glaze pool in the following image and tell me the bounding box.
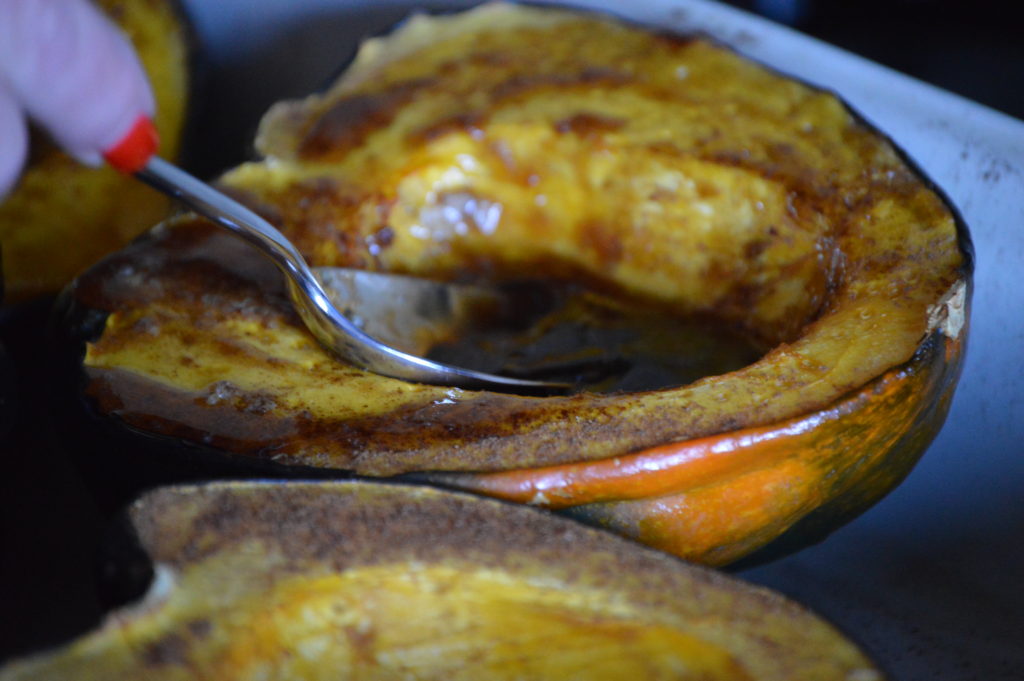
[425,282,766,392]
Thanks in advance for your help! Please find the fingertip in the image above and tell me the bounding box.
[1,0,156,166]
[0,83,28,200]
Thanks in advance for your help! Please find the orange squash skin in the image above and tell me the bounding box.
[429,321,968,566]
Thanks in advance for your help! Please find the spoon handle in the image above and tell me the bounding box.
[137,157,311,276]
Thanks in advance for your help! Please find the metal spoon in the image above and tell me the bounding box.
[134,157,567,393]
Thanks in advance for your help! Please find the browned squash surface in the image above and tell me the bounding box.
[65,3,971,565]
[0,0,190,302]
[0,481,884,680]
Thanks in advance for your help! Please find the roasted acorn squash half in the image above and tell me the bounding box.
[0,481,885,680]
[0,0,191,303]
[56,3,971,566]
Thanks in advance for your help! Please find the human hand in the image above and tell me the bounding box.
[0,0,156,198]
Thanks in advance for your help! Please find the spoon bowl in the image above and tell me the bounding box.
[135,157,568,394]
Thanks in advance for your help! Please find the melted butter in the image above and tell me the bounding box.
[427,283,766,393]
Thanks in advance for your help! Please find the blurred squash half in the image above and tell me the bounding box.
[0,481,885,680]
[57,3,971,566]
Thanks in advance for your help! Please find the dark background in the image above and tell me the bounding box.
[727,0,1023,121]
[1,0,1021,673]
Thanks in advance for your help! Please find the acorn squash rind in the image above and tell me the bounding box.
[57,3,972,566]
[431,282,969,566]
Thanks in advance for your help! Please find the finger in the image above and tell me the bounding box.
[0,0,155,165]
[0,80,28,199]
